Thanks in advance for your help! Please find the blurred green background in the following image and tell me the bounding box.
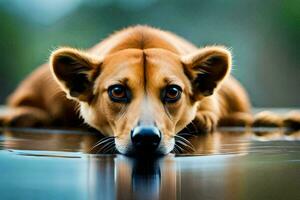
[0,0,299,107]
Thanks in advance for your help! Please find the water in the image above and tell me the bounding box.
[0,127,299,200]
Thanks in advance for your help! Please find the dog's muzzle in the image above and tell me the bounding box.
[131,125,161,154]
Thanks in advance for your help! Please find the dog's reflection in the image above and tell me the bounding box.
[129,158,161,199]
[87,155,177,200]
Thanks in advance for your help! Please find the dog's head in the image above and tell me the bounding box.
[50,46,231,155]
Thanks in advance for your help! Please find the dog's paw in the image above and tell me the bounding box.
[218,112,253,127]
[193,111,218,133]
[253,111,283,127]
[0,107,51,127]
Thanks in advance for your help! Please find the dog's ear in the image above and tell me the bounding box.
[50,47,101,102]
[182,46,232,99]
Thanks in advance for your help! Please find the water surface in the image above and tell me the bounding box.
[0,127,299,200]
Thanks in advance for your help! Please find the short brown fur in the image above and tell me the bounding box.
[1,25,299,154]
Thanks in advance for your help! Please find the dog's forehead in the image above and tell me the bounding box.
[100,48,186,88]
[144,49,186,83]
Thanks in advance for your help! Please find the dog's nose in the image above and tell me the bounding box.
[131,126,161,153]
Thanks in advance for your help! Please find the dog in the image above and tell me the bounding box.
[1,25,299,155]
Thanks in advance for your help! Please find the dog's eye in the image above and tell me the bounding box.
[162,85,182,103]
[108,84,130,103]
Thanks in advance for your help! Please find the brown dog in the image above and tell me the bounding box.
[1,25,299,155]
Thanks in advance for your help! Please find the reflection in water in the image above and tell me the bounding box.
[129,158,161,200]
[87,155,177,200]
[0,127,300,199]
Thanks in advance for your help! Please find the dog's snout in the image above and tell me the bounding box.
[131,126,161,153]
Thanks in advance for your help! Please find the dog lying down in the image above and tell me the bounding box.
[0,25,299,155]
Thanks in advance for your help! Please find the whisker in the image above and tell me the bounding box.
[175,135,195,148]
[96,136,115,144]
[89,136,115,152]
[97,140,115,154]
[99,136,115,143]
[176,140,195,152]
[171,144,177,154]
[90,139,113,152]
[175,135,196,153]
[101,143,116,154]
[171,148,176,154]
[173,146,180,154]
[175,143,185,153]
